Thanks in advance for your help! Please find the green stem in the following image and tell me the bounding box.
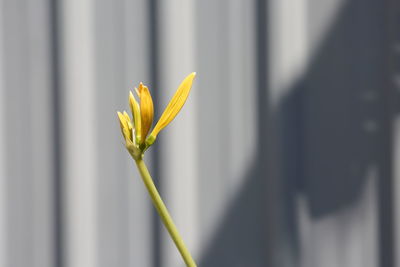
[134,158,197,267]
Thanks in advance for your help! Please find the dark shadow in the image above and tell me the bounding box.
[300,0,385,217]
[198,162,270,267]
[199,0,394,266]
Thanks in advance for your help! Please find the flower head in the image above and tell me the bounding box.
[117,72,196,158]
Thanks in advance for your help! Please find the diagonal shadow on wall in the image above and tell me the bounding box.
[198,0,392,266]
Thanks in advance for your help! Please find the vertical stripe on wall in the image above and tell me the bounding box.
[158,1,199,266]
[195,0,258,261]
[1,0,55,266]
[0,0,6,265]
[27,0,55,265]
[60,0,98,266]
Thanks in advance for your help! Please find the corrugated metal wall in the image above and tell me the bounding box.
[0,0,398,267]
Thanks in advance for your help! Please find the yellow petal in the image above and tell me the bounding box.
[139,85,154,143]
[117,111,126,132]
[150,72,196,139]
[129,91,141,142]
[123,111,131,124]
[123,111,133,141]
[117,111,131,142]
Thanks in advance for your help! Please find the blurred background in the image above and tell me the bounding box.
[0,0,400,266]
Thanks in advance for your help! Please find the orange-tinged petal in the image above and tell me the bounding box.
[137,82,144,96]
[139,85,154,143]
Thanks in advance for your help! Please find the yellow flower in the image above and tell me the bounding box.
[117,72,196,153]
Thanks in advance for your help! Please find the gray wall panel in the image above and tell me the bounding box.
[0,0,393,267]
[1,0,55,266]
